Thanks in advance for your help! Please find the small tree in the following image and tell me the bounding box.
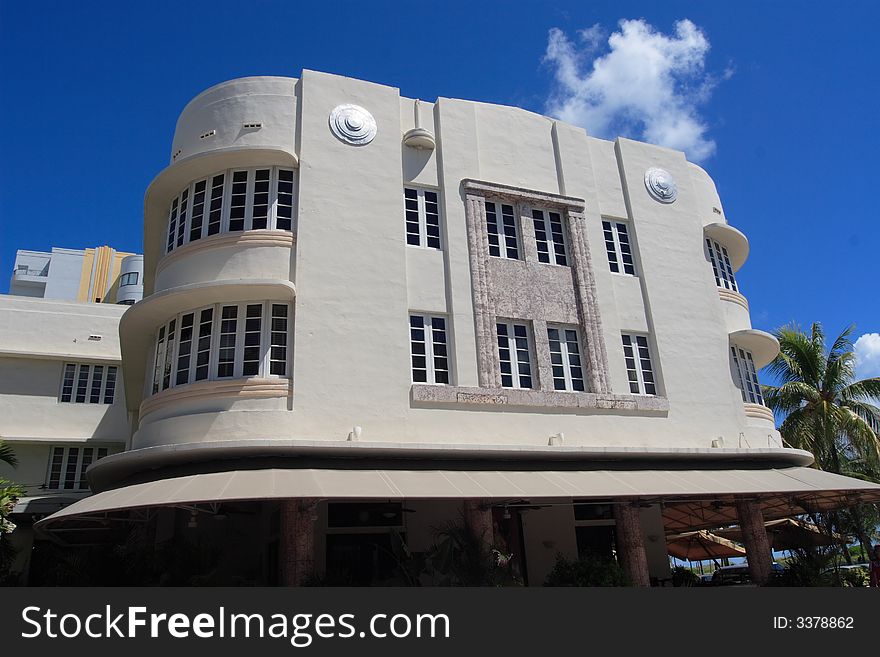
[0,439,26,582]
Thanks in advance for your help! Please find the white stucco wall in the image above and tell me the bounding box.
[127,70,779,457]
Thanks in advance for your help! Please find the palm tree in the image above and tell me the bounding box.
[763,323,880,473]
[762,323,880,560]
[0,440,18,468]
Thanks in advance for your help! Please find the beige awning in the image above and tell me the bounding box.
[35,465,880,535]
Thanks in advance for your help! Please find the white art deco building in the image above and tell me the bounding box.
[35,70,880,586]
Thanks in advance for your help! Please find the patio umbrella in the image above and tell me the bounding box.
[714,518,838,550]
[666,530,746,561]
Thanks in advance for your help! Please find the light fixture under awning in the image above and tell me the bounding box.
[35,465,880,536]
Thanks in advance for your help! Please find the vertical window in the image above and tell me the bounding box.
[276,169,295,231]
[207,174,225,236]
[731,346,764,405]
[104,367,117,404]
[533,209,568,266]
[46,446,109,491]
[166,197,179,253]
[60,364,76,402]
[152,325,166,394]
[602,220,636,275]
[409,315,450,384]
[176,313,195,385]
[229,170,248,231]
[403,187,441,250]
[63,447,79,490]
[189,180,207,242]
[242,304,263,376]
[162,319,176,391]
[706,239,738,291]
[195,308,214,381]
[251,169,271,229]
[622,334,656,395]
[216,306,236,378]
[75,365,90,403]
[270,304,289,376]
[176,188,189,247]
[497,321,533,389]
[547,326,585,391]
[486,200,520,259]
[89,365,104,403]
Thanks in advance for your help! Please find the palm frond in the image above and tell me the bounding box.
[0,441,17,468]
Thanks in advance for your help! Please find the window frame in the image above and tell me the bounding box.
[59,362,118,404]
[731,345,764,405]
[485,199,521,260]
[119,272,139,287]
[150,301,292,396]
[44,445,109,491]
[165,166,297,255]
[602,219,636,276]
[547,324,586,392]
[706,238,738,291]
[409,313,451,384]
[532,208,569,266]
[621,333,657,395]
[404,187,442,250]
[496,320,535,389]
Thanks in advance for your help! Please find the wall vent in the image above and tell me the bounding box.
[199,130,216,139]
[712,207,722,215]
[243,122,263,129]
[88,334,103,341]
[172,149,182,160]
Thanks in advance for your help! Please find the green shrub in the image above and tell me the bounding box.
[544,554,630,587]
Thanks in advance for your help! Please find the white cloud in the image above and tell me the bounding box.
[543,19,723,162]
[854,333,880,380]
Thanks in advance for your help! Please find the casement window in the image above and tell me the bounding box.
[621,334,656,395]
[532,209,568,266]
[60,363,117,404]
[151,301,291,394]
[119,272,138,287]
[165,167,296,254]
[485,200,520,259]
[409,314,450,384]
[706,238,738,291]
[547,325,585,391]
[45,445,109,490]
[497,321,533,389]
[731,346,764,405]
[404,187,441,250]
[602,220,636,275]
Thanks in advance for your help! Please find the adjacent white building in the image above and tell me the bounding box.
[0,245,142,582]
[30,71,880,586]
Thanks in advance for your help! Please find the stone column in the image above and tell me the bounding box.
[280,498,319,586]
[614,501,651,587]
[464,194,500,387]
[735,498,773,585]
[463,499,495,547]
[566,211,610,393]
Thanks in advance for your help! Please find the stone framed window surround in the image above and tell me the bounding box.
[416,178,667,415]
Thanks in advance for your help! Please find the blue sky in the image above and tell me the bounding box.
[1,1,878,375]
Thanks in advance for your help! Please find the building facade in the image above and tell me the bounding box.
[1,246,142,583]
[33,71,880,586]
[10,245,143,305]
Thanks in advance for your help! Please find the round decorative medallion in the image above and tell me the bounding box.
[329,104,377,146]
[644,167,677,203]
